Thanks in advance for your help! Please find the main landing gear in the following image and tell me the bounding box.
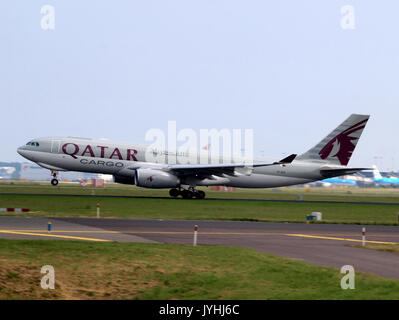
[50,171,59,186]
[169,187,205,199]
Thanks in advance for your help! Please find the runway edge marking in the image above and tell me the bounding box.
[0,230,112,242]
[285,233,397,245]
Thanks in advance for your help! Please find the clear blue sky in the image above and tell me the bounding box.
[1,1,398,170]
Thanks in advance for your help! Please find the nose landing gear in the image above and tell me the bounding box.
[169,188,206,199]
[50,171,59,186]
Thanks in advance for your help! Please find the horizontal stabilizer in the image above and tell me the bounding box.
[320,167,371,178]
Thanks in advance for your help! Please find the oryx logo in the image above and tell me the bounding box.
[319,119,368,165]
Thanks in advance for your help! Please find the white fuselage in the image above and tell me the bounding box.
[17,137,333,188]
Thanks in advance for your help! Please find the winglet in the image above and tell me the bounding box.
[277,154,297,164]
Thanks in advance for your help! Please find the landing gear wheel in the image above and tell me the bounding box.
[169,188,179,198]
[195,190,205,199]
[181,190,193,199]
[50,170,59,186]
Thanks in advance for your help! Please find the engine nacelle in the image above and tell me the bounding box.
[113,174,135,185]
[135,168,180,188]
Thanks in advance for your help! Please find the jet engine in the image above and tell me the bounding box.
[135,168,180,188]
[113,174,135,185]
[114,168,180,188]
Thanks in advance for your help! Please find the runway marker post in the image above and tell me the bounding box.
[48,221,52,233]
[96,203,100,219]
[193,225,198,246]
[362,227,366,246]
[0,208,30,213]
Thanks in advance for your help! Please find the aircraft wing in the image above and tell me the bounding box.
[167,154,297,177]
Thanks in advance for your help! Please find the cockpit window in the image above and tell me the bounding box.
[26,141,39,147]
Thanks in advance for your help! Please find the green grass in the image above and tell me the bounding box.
[356,244,399,254]
[0,239,399,300]
[0,182,399,224]
[1,194,398,224]
[2,181,399,202]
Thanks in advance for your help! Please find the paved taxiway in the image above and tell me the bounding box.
[0,217,398,280]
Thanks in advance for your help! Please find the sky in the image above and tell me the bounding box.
[1,1,399,171]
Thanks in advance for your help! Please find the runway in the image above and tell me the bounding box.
[2,192,399,205]
[0,216,399,280]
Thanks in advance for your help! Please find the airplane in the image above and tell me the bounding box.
[319,177,357,187]
[372,165,399,188]
[17,114,371,199]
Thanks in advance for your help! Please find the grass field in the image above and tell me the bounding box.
[1,182,399,300]
[1,239,399,300]
[358,244,399,254]
[0,182,399,225]
[2,180,399,201]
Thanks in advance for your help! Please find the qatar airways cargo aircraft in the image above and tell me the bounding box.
[17,114,370,199]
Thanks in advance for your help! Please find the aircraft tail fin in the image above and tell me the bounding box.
[296,114,370,166]
[372,165,383,180]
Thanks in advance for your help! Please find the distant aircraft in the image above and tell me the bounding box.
[17,114,371,199]
[372,165,399,188]
[320,177,357,187]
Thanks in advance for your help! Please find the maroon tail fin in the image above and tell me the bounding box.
[296,114,370,166]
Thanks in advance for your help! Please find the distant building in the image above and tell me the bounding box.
[0,162,21,179]
[1,162,99,182]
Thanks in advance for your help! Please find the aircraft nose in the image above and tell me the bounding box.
[17,146,26,157]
